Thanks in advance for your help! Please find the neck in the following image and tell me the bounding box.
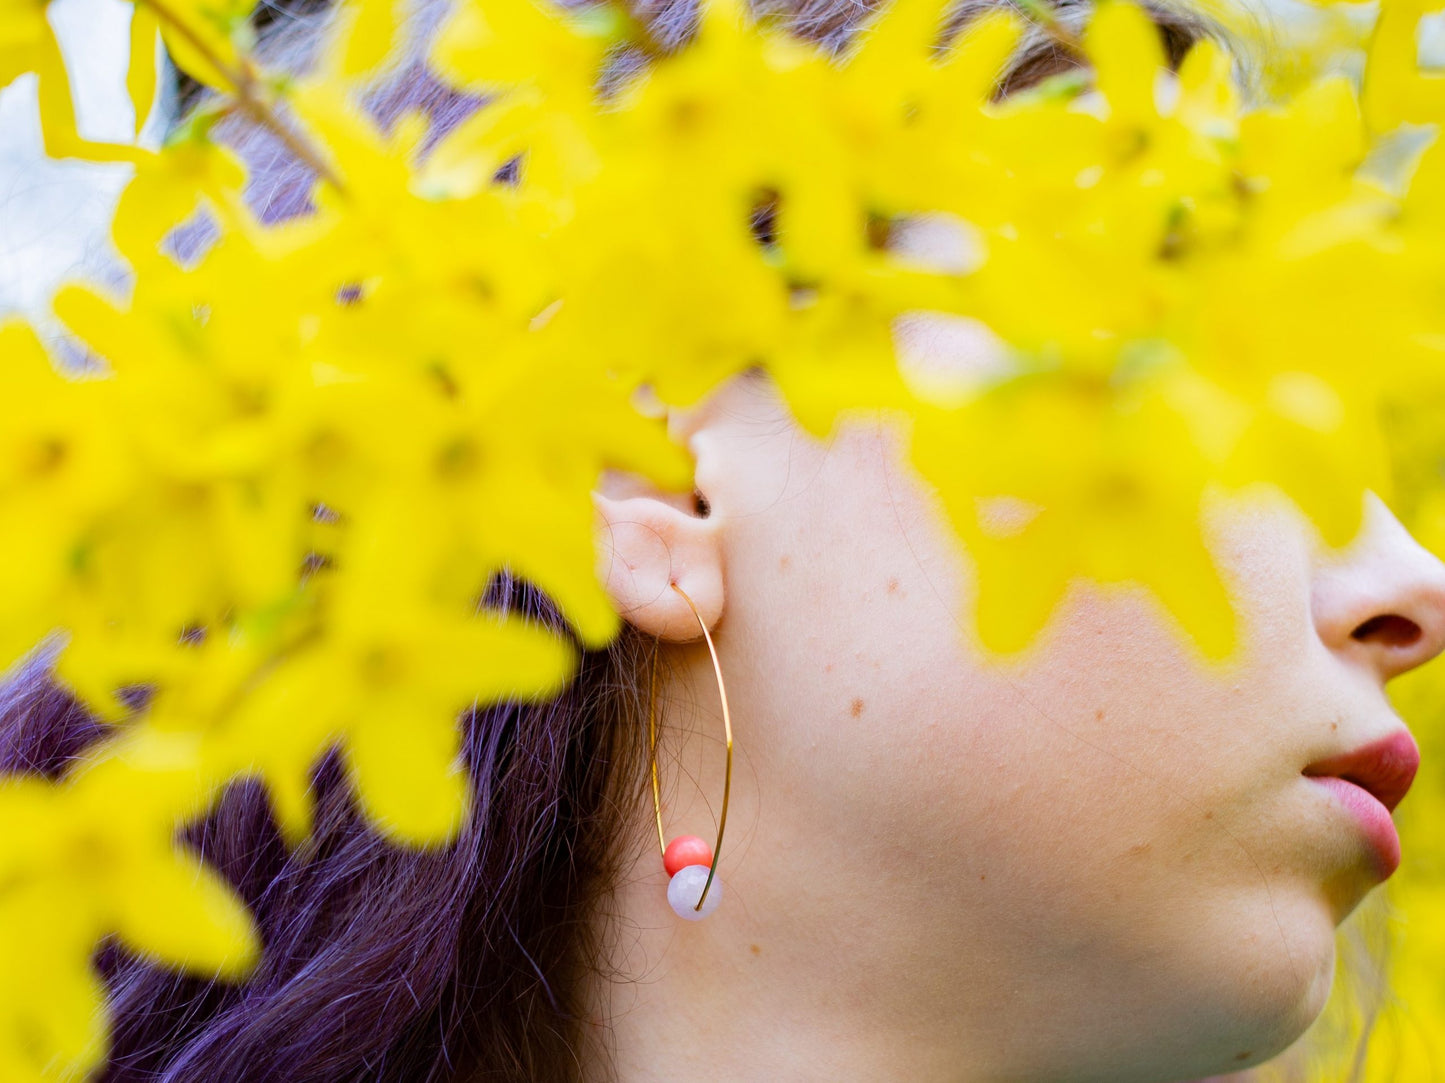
[579,842,992,1083]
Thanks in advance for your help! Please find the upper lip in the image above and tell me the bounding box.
[1302,730,1421,813]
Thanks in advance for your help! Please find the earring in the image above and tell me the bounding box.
[649,580,733,921]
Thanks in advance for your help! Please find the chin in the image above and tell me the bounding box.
[1066,892,1338,1083]
[1163,894,1340,1081]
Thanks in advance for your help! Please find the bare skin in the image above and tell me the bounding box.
[586,372,1445,1083]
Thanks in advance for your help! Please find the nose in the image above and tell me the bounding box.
[1311,493,1445,683]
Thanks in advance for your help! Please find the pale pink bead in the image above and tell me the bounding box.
[667,864,723,920]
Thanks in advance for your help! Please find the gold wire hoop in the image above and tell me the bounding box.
[649,581,733,911]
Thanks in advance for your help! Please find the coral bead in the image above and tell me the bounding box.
[663,835,713,877]
[667,864,723,920]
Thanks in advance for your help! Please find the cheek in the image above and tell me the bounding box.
[789,574,1335,1057]
[718,414,1338,1066]
[846,628,1339,1076]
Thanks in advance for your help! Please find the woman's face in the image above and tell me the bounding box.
[595,370,1445,1080]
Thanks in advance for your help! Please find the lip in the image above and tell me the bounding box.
[1303,730,1421,879]
[1305,776,1402,877]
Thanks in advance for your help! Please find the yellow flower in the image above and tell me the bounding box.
[432,0,618,107]
[0,324,133,680]
[0,749,258,1081]
[110,114,249,264]
[911,365,1237,658]
[220,525,576,842]
[3,0,166,161]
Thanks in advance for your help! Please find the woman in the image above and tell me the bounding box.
[6,0,1443,1079]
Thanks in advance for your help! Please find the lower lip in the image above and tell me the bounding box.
[1307,776,1402,878]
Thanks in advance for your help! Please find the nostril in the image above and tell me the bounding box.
[1352,614,1423,650]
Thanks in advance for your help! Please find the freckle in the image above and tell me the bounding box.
[979,874,987,881]
[779,555,791,571]
[1128,842,1150,856]
[1095,708,1105,721]
[824,663,834,673]
[887,577,899,594]
[1204,811,1213,820]
[1235,1051,1253,1062]
[750,944,761,956]
[1331,722,1338,732]
[850,698,865,718]
[1271,865,1282,875]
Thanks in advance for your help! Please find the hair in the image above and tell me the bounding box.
[4,3,1324,1082]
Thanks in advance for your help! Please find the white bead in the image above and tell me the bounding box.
[667,864,723,920]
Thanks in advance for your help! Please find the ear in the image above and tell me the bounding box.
[593,477,724,642]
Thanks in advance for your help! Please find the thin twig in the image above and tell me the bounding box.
[138,0,347,193]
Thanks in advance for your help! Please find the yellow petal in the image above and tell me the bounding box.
[971,530,1071,655]
[128,6,161,137]
[112,850,261,979]
[347,705,469,844]
[935,9,1026,105]
[1087,0,1165,128]
[1363,0,1445,130]
[334,0,403,78]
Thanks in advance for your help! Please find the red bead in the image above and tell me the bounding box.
[663,835,713,876]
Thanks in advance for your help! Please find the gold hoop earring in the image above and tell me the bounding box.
[649,580,733,921]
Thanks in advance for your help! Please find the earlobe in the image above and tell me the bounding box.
[593,489,724,642]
